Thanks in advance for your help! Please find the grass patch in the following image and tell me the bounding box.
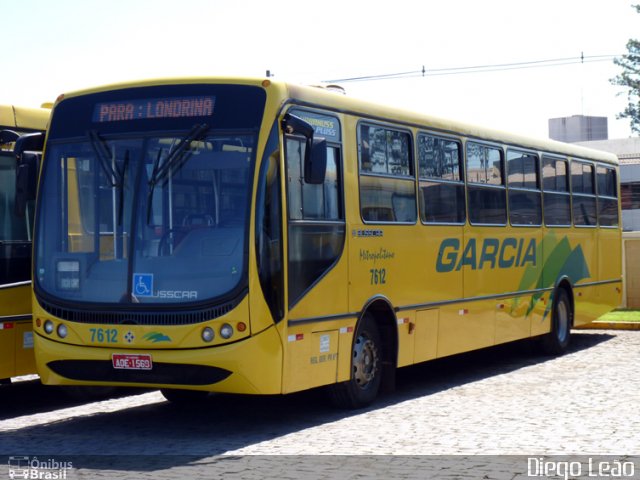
[597,309,640,322]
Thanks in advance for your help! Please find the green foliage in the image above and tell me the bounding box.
[611,4,640,135]
[599,309,640,322]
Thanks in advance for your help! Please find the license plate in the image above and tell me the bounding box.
[112,353,153,370]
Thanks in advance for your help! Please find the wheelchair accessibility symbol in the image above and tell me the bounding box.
[133,273,153,297]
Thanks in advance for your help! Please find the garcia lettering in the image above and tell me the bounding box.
[436,237,536,273]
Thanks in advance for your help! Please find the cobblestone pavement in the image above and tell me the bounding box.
[1,330,639,479]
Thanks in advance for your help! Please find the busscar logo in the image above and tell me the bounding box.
[8,456,73,479]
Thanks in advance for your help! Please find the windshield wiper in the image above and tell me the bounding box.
[148,124,209,186]
[146,124,209,223]
[88,130,129,226]
[88,130,123,187]
[117,149,129,226]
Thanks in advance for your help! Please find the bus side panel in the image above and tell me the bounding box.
[0,284,34,379]
[530,291,553,337]
[452,229,501,355]
[494,228,543,344]
[437,301,494,357]
[412,309,437,364]
[592,226,623,322]
[598,227,623,307]
[574,286,600,326]
[596,283,623,318]
[396,310,416,367]
[572,228,599,326]
[13,320,35,376]
[0,327,16,379]
[284,242,348,393]
[0,284,31,317]
[282,324,340,394]
[495,294,531,345]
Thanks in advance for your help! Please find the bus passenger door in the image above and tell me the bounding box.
[282,121,347,393]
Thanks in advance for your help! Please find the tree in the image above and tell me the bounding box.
[611,4,640,135]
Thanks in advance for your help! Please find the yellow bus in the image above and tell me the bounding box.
[0,104,49,384]
[30,78,621,407]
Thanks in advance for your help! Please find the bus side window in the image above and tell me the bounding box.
[597,165,619,227]
[507,150,541,226]
[358,124,416,224]
[466,142,506,225]
[571,161,597,227]
[542,156,571,227]
[417,133,465,224]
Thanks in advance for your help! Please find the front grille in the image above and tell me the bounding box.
[38,292,245,326]
[48,360,231,386]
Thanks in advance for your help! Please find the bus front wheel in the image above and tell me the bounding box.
[329,314,382,409]
[540,288,572,355]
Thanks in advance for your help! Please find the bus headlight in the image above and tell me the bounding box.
[57,324,68,338]
[201,327,215,343]
[44,320,54,334]
[220,323,234,339]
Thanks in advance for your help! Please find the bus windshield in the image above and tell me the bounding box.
[35,130,255,305]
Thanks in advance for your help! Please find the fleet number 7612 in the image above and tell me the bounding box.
[370,268,386,285]
[89,328,117,343]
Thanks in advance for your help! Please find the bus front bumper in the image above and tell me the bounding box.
[34,326,283,395]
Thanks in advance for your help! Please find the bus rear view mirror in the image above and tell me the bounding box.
[305,137,327,185]
[14,132,45,155]
[0,129,20,146]
[15,153,40,217]
[281,113,327,184]
[14,132,45,216]
[281,113,314,139]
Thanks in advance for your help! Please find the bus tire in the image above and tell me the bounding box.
[540,288,572,355]
[329,313,382,409]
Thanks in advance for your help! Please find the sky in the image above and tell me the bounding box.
[2,0,638,140]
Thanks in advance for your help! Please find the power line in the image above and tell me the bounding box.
[323,54,621,83]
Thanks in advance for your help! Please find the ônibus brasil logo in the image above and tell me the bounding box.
[8,456,73,479]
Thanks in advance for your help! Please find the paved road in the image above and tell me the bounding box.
[1,330,639,479]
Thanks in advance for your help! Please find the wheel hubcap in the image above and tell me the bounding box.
[557,300,569,342]
[353,333,378,389]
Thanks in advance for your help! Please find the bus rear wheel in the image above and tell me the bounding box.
[540,288,572,355]
[329,314,382,409]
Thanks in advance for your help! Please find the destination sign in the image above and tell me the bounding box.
[93,96,215,123]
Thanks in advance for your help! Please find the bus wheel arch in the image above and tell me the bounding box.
[329,298,397,409]
[540,281,574,355]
